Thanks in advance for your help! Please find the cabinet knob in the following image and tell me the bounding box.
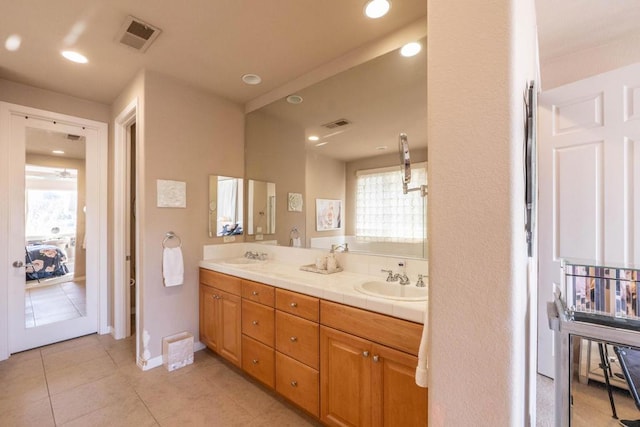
[252,320,259,326]
[252,291,259,296]
[373,355,380,363]
[362,351,369,358]
[290,302,298,308]
[290,380,298,387]
[290,336,297,342]
[252,359,259,365]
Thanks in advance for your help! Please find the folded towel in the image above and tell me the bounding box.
[163,247,184,287]
[415,309,428,388]
[292,237,302,247]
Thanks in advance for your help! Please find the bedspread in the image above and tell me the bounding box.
[25,245,69,280]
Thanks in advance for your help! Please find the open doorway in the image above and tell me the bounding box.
[127,122,137,336]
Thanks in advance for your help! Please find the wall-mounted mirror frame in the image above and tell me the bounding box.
[208,175,243,237]
[245,36,427,259]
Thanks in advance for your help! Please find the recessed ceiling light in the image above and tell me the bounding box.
[286,95,303,104]
[242,73,262,85]
[4,34,21,51]
[52,150,65,155]
[364,0,391,19]
[400,42,421,57]
[61,50,88,64]
[308,136,320,141]
[315,141,328,147]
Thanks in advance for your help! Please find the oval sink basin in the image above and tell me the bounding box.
[355,281,427,301]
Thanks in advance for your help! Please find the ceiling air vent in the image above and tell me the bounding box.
[117,16,161,52]
[322,118,352,129]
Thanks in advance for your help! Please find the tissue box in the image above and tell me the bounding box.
[162,332,194,371]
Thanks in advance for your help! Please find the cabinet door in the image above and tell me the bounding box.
[320,326,372,427]
[371,343,428,427]
[218,289,242,367]
[199,284,219,352]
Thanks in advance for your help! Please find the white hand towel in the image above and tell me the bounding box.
[292,237,302,247]
[163,247,184,287]
[415,309,428,388]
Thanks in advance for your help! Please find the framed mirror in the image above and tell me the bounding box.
[247,180,276,235]
[208,175,243,237]
[245,37,427,258]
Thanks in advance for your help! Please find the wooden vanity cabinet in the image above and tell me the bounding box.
[320,301,428,427]
[240,279,276,388]
[199,270,242,367]
[274,288,320,417]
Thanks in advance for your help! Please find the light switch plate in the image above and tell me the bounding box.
[223,236,235,243]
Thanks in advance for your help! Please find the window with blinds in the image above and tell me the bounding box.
[355,162,426,242]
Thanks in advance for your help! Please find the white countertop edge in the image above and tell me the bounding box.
[199,258,427,324]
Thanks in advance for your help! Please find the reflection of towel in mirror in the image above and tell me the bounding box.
[415,310,428,387]
[292,237,301,247]
[163,247,184,287]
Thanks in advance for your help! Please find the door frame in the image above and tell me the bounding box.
[113,99,139,342]
[0,102,108,360]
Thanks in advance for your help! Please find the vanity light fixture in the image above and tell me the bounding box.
[364,0,391,19]
[52,150,65,155]
[400,42,421,57]
[61,50,88,64]
[308,136,320,141]
[286,94,303,104]
[242,73,262,85]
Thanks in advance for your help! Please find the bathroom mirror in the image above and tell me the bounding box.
[245,37,427,258]
[208,175,243,237]
[247,179,276,235]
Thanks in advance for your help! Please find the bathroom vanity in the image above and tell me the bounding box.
[199,248,427,426]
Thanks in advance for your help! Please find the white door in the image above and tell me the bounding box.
[1,103,107,354]
[538,63,640,378]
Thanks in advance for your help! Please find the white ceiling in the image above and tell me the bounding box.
[0,0,427,105]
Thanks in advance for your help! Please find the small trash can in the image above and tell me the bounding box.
[162,332,194,371]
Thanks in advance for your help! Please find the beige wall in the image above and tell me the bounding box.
[305,152,346,245]
[427,0,537,424]
[245,110,306,246]
[136,70,245,360]
[344,150,427,236]
[0,79,109,122]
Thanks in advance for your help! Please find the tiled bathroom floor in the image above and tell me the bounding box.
[0,334,321,426]
[24,281,86,328]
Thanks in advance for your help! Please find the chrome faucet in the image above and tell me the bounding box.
[381,269,397,282]
[244,251,267,260]
[330,243,349,253]
[415,274,426,287]
[397,273,410,286]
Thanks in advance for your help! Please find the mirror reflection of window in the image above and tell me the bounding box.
[355,162,426,257]
[216,176,244,237]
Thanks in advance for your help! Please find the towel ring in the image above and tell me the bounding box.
[162,231,182,248]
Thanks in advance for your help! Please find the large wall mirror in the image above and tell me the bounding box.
[209,175,243,237]
[247,179,276,235]
[245,37,427,258]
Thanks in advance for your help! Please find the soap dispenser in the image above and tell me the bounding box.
[326,252,338,273]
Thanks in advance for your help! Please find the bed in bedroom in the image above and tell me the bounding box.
[25,244,69,281]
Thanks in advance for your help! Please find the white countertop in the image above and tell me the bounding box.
[199,258,427,324]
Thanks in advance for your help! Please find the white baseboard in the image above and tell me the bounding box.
[138,354,163,371]
[194,341,206,352]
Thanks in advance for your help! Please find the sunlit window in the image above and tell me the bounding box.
[355,163,426,243]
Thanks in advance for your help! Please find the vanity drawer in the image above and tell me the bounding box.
[276,289,319,322]
[275,351,319,417]
[199,269,241,296]
[242,280,275,307]
[276,311,319,370]
[242,335,274,388]
[242,300,274,346]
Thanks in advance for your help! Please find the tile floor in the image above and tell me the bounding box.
[24,281,86,328]
[0,334,321,426]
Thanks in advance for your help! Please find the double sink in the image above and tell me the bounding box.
[222,257,427,302]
